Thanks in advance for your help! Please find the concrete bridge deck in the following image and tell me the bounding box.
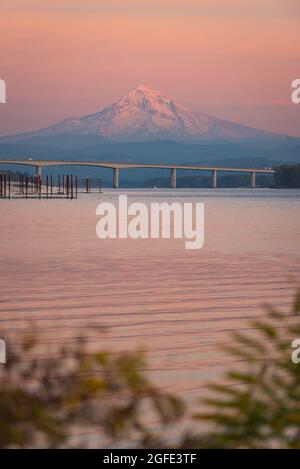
[0,159,276,189]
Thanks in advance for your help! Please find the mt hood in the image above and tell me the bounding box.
[3,84,280,143]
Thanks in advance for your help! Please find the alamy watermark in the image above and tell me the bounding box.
[291,79,300,104]
[96,195,204,250]
[0,78,6,103]
[291,339,300,364]
[0,339,6,364]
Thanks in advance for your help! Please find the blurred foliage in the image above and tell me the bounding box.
[181,290,300,448]
[0,334,184,448]
[0,290,299,448]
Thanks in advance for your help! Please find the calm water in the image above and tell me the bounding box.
[0,188,300,399]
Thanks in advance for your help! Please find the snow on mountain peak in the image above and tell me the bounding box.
[131,84,168,98]
[118,84,173,110]
[135,83,157,94]
[136,83,150,91]
[2,85,278,143]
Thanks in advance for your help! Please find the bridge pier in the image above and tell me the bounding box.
[211,169,217,188]
[113,168,119,189]
[170,168,176,189]
[250,171,256,189]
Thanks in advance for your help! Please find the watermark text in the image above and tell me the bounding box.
[291,338,300,364]
[96,195,204,250]
[0,339,6,364]
[0,79,6,103]
[291,79,300,104]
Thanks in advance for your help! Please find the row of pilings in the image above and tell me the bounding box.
[0,172,11,198]
[0,173,102,199]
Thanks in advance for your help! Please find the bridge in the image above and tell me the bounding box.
[0,159,276,189]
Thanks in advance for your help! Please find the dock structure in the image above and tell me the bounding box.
[0,159,275,191]
[0,171,79,199]
[0,172,10,198]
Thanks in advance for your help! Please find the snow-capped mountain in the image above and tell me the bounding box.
[2,84,280,143]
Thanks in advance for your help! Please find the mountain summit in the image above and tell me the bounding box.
[2,85,280,143]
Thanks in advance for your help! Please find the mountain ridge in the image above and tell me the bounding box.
[0,84,288,144]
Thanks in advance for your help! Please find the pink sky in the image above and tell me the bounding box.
[0,0,299,137]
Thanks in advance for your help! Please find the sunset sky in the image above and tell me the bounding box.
[0,0,299,137]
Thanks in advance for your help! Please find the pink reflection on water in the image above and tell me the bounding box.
[0,189,299,397]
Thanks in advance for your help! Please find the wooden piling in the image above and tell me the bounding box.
[66,175,69,198]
